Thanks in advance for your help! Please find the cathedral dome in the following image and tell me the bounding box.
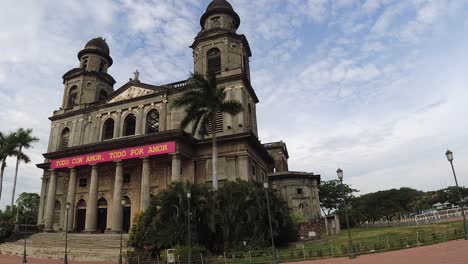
[207,0,233,10]
[78,37,113,67]
[200,0,240,29]
[84,37,110,55]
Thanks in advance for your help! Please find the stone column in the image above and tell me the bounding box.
[160,99,167,131]
[69,120,77,146]
[114,110,122,138]
[136,105,144,135]
[44,170,57,231]
[186,160,195,183]
[140,158,151,211]
[37,176,47,225]
[111,161,123,232]
[95,114,102,142]
[237,155,249,181]
[84,165,98,233]
[171,154,181,182]
[65,168,77,231]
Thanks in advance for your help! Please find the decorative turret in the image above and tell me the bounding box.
[60,37,115,109]
[200,0,240,32]
[78,37,113,73]
[191,0,259,137]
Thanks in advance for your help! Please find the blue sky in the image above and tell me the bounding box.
[1,0,468,208]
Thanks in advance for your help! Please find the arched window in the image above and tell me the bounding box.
[59,128,70,149]
[207,48,221,74]
[76,199,87,209]
[98,60,106,72]
[99,90,108,101]
[98,197,108,207]
[82,56,88,70]
[68,86,78,107]
[123,114,136,136]
[146,110,160,134]
[102,119,114,140]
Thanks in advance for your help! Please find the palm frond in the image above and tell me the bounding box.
[220,100,243,115]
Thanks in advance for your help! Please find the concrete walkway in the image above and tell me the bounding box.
[286,239,468,264]
[0,254,115,264]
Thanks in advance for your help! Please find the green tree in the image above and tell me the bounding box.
[0,132,17,202]
[172,72,242,190]
[11,128,39,207]
[319,179,357,215]
[129,181,296,256]
[16,192,40,224]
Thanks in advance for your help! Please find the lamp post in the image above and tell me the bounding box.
[64,202,70,264]
[445,150,468,240]
[337,168,355,259]
[118,198,126,264]
[22,206,28,264]
[264,182,277,264]
[187,191,191,264]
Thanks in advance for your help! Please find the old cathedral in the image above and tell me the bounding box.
[36,0,321,233]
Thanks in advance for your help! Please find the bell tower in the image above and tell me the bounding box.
[61,37,116,109]
[191,0,258,136]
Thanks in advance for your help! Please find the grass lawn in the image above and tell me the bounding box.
[273,220,465,263]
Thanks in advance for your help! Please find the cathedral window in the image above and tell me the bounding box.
[297,188,303,195]
[102,119,114,140]
[98,60,106,72]
[123,114,136,136]
[207,48,221,74]
[82,57,89,70]
[123,173,131,184]
[59,128,70,149]
[99,90,108,101]
[79,178,87,187]
[146,110,160,134]
[210,16,221,28]
[68,86,78,108]
[207,111,224,134]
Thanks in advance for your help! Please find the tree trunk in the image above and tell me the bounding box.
[0,159,5,202]
[212,114,218,190]
[11,146,21,207]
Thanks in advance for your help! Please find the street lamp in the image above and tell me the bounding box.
[187,191,191,264]
[118,198,126,264]
[264,182,277,264]
[64,202,70,264]
[445,150,468,240]
[337,168,355,259]
[22,206,28,264]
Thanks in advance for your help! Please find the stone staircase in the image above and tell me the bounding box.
[0,232,130,261]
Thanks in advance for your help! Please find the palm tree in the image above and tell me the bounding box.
[11,128,39,207]
[0,132,17,202]
[173,72,242,190]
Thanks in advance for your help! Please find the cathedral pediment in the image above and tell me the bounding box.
[108,86,155,103]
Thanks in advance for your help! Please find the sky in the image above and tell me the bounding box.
[1,0,468,208]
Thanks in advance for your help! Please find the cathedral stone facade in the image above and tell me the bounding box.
[36,0,321,233]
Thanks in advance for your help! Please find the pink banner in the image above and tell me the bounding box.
[51,141,176,169]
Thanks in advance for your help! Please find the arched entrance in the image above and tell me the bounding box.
[75,199,87,232]
[97,198,108,233]
[122,196,131,233]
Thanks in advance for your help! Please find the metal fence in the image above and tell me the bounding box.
[126,227,465,264]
